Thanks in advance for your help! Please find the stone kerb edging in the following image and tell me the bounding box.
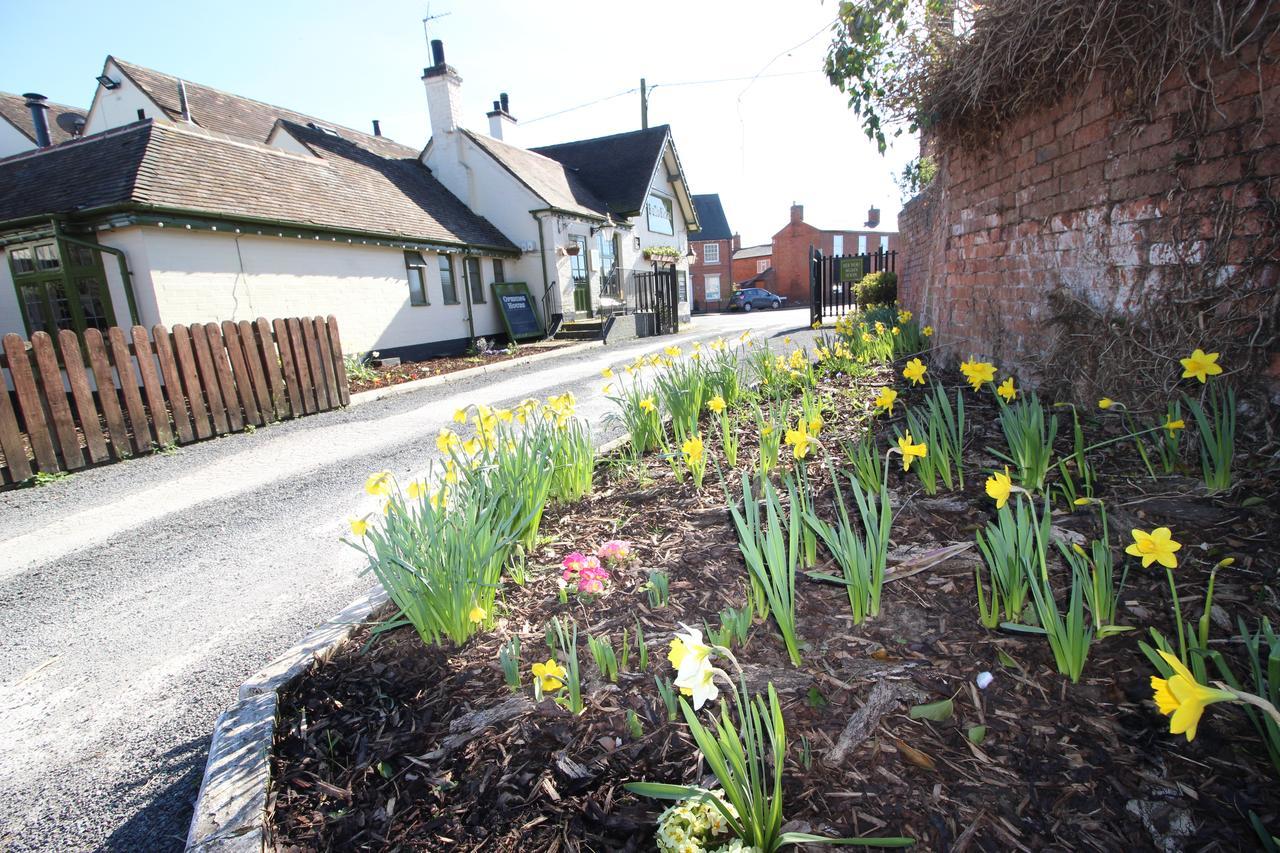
[184,432,634,852]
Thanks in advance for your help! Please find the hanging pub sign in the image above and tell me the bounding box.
[491,281,544,341]
[838,256,866,282]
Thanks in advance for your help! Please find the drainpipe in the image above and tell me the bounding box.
[461,254,477,342]
[530,210,554,333]
[54,219,140,326]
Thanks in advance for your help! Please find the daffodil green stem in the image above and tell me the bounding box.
[1165,567,1187,664]
[1217,684,1280,726]
[1080,423,1167,456]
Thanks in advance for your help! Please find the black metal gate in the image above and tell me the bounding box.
[632,263,680,335]
[809,247,897,326]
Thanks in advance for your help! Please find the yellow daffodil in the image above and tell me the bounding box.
[639,396,657,414]
[405,480,428,499]
[1164,418,1185,434]
[812,320,823,330]
[1150,650,1235,741]
[602,383,614,395]
[784,421,818,459]
[468,605,486,624]
[664,345,682,358]
[1125,527,1182,569]
[783,336,792,345]
[997,376,1017,402]
[985,468,1013,509]
[862,332,873,343]
[898,309,913,322]
[959,359,996,391]
[891,326,900,336]
[761,424,774,437]
[462,437,482,457]
[808,415,823,434]
[1179,348,1222,384]
[873,387,898,415]
[452,408,468,424]
[348,517,369,537]
[923,325,934,337]
[903,358,927,386]
[436,428,460,453]
[738,330,750,342]
[896,431,928,471]
[444,460,459,484]
[532,659,567,692]
[429,488,447,510]
[497,408,513,422]
[682,434,704,464]
[1098,397,1115,410]
[707,396,726,415]
[601,367,614,378]
[364,470,393,496]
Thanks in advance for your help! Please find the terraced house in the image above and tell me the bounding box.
[0,45,699,359]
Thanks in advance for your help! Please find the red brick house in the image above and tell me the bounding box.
[688,194,736,313]
[732,243,774,290]
[768,204,900,305]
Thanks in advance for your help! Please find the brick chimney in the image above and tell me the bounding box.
[790,203,804,225]
[486,92,517,143]
[422,39,463,140]
[865,206,881,228]
[732,233,741,252]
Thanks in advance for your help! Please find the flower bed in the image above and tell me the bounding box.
[268,318,1278,850]
[345,342,574,394]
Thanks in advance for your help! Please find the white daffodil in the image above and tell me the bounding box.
[672,623,712,685]
[678,664,726,711]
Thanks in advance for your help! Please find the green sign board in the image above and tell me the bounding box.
[491,281,545,341]
[838,256,866,282]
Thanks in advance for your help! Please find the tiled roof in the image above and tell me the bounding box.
[733,244,772,260]
[110,57,415,159]
[0,92,87,146]
[0,121,516,251]
[690,194,732,241]
[531,126,670,216]
[462,130,608,219]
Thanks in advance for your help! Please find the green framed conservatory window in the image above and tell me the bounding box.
[8,238,115,338]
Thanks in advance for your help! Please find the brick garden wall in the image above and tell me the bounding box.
[898,41,1280,402]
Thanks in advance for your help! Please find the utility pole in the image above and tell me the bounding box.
[640,78,648,129]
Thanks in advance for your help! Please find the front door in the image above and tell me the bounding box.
[570,236,591,314]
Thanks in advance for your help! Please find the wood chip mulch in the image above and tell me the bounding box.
[268,363,1280,852]
[346,344,573,394]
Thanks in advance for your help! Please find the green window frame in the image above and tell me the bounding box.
[465,257,485,303]
[438,254,459,304]
[405,250,430,306]
[8,238,115,339]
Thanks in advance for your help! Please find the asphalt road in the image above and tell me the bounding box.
[0,307,815,852]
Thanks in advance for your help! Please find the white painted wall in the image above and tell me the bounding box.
[0,119,34,159]
[126,227,507,354]
[83,61,169,134]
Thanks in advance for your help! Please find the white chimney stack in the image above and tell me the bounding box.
[422,39,463,142]
[486,92,516,143]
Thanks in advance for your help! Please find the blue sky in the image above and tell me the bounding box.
[1,0,916,245]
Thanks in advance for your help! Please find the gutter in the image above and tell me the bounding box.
[54,219,140,326]
[18,202,522,259]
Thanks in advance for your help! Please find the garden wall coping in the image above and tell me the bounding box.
[184,433,634,852]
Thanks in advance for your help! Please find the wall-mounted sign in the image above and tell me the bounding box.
[838,256,866,282]
[646,194,674,235]
[491,281,544,341]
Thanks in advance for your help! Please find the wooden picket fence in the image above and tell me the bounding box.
[0,315,349,486]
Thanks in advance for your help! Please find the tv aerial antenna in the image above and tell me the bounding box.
[422,4,452,58]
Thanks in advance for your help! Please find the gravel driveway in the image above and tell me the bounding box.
[0,308,815,852]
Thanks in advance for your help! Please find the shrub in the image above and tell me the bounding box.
[855,271,897,306]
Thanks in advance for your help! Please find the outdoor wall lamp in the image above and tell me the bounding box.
[96,75,120,90]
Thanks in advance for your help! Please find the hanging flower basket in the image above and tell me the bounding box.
[563,243,581,256]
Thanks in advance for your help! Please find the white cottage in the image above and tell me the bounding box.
[0,48,699,359]
[420,39,699,331]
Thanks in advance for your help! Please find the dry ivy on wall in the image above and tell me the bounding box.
[831,0,1280,419]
